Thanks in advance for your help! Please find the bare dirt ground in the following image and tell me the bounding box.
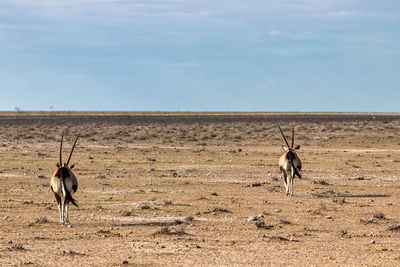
[1,112,400,266]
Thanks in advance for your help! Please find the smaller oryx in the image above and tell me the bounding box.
[50,133,79,225]
[278,126,302,196]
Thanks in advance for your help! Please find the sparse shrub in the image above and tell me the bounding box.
[212,207,231,213]
[387,224,400,231]
[10,244,26,251]
[310,189,336,198]
[146,157,156,162]
[153,227,170,235]
[280,219,292,225]
[313,179,329,185]
[255,220,272,229]
[121,210,132,216]
[185,216,194,222]
[152,225,188,236]
[35,217,48,224]
[161,200,173,205]
[373,211,385,219]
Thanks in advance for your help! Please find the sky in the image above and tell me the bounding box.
[0,0,399,112]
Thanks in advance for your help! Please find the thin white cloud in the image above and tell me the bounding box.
[268,30,317,40]
[137,61,199,69]
[4,0,215,26]
[322,10,376,18]
[269,30,284,36]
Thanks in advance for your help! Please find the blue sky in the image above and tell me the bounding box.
[0,0,399,112]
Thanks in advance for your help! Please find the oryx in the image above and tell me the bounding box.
[50,133,79,225]
[278,126,302,196]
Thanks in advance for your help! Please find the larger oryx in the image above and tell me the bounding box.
[278,126,302,196]
[50,133,79,225]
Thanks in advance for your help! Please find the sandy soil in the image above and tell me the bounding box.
[1,113,400,266]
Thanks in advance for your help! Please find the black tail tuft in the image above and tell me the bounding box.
[291,161,302,179]
[66,191,78,207]
[61,177,78,207]
[295,169,302,179]
[65,190,78,207]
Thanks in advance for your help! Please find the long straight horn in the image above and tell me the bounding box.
[59,132,64,165]
[291,127,295,148]
[66,135,79,166]
[278,125,290,148]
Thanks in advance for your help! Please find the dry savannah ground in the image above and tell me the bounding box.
[1,112,400,266]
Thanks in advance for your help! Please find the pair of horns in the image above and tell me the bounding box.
[59,133,79,167]
[278,125,295,148]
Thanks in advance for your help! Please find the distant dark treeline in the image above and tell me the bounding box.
[0,114,399,126]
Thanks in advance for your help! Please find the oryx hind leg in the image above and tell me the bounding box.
[289,168,296,196]
[289,176,294,196]
[60,201,65,225]
[65,201,71,225]
[282,171,289,195]
[61,198,69,225]
[286,177,291,195]
[53,192,63,224]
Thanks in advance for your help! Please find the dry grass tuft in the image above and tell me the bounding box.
[373,211,385,219]
[313,179,330,185]
[387,224,400,231]
[255,220,273,229]
[152,225,188,236]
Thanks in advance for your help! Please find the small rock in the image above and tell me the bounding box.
[326,216,333,219]
[3,215,9,220]
[370,240,375,244]
[247,216,259,222]
[121,210,132,216]
[275,209,282,213]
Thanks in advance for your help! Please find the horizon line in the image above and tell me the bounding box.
[0,111,399,115]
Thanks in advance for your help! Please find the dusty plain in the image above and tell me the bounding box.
[1,112,400,266]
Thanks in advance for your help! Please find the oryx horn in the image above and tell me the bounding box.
[278,125,290,148]
[66,135,79,166]
[59,132,64,166]
[291,127,295,148]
